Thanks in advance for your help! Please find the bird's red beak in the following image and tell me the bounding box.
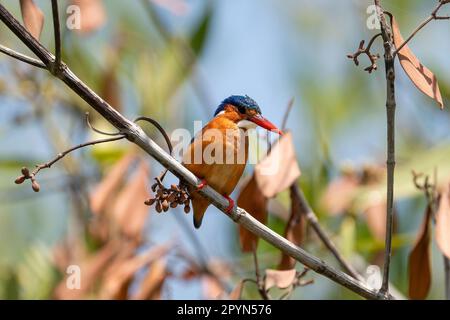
[249,114,283,135]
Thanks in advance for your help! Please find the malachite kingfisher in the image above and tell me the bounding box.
[182,95,283,228]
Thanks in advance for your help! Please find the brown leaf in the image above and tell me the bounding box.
[408,205,432,300]
[229,280,244,300]
[237,175,268,252]
[264,269,296,291]
[278,187,305,270]
[436,184,450,259]
[132,259,168,300]
[321,174,359,216]
[268,198,290,221]
[100,68,121,111]
[20,0,44,40]
[72,0,106,34]
[391,16,444,109]
[53,242,118,299]
[364,198,386,241]
[202,276,225,300]
[89,153,136,215]
[255,132,301,198]
[111,160,150,241]
[99,243,171,299]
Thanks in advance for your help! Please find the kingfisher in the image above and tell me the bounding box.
[182,95,283,228]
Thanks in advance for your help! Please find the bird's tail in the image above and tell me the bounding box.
[191,193,210,228]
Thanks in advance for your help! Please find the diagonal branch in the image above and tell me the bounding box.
[0,3,389,300]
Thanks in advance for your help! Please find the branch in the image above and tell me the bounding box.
[15,135,125,192]
[50,0,61,68]
[374,0,396,297]
[0,44,46,68]
[393,0,450,56]
[0,3,389,300]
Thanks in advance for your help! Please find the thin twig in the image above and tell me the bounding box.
[252,249,270,300]
[85,112,123,136]
[445,256,450,300]
[374,0,396,297]
[32,136,125,177]
[0,44,46,68]
[0,3,389,300]
[51,0,61,68]
[393,0,450,56]
[281,97,295,131]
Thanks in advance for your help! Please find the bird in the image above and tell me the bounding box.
[182,95,283,228]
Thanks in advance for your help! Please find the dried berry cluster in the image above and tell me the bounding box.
[145,179,191,214]
[14,167,40,192]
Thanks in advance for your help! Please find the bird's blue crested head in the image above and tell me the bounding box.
[214,95,261,116]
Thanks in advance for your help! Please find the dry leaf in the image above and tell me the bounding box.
[364,197,386,241]
[237,175,268,252]
[89,153,136,215]
[268,198,290,221]
[112,160,150,241]
[255,132,301,198]
[100,68,121,111]
[132,259,168,300]
[229,280,244,300]
[264,269,296,291]
[72,0,106,33]
[278,187,304,270]
[321,174,359,216]
[53,242,118,299]
[99,243,171,299]
[391,16,444,109]
[202,276,225,300]
[408,205,432,300]
[436,184,450,259]
[20,0,44,40]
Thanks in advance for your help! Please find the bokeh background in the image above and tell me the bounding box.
[0,0,449,299]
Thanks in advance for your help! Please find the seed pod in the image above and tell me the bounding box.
[162,200,169,212]
[21,167,30,177]
[31,180,40,192]
[144,198,156,206]
[184,199,190,206]
[184,205,190,214]
[155,201,162,213]
[167,192,177,203]
[15,175,26,184]
[170,201,178,208]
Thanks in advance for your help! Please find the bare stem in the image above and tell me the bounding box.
[32,135,125,178]
[0,44,46,68]
[51,0,61,68]
[374,0,396,297]
[445,256,450,300]
[252,250,270,300]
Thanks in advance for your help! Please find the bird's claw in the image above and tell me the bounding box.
[224,195,235,214]
[196,179,208,190]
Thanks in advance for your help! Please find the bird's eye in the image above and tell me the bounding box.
[237,106,246,114]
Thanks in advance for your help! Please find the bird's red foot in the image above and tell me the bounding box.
[224,195,235,214]
[196,179,207,190]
